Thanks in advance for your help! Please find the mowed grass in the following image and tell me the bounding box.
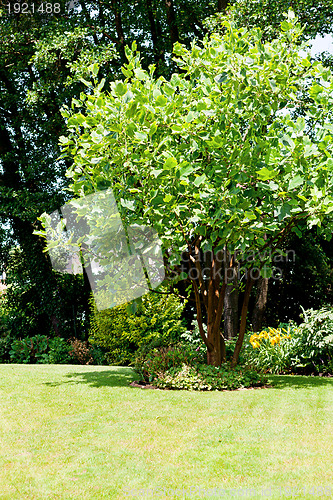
[0,365,332,500]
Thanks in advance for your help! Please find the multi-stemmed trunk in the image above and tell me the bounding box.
[189,240,257,367]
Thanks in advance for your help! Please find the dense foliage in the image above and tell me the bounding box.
[89,290,187,365]
[263,230,333,325]
[0,247,90,339]
[246,307,333,375]
[5,334,105,365]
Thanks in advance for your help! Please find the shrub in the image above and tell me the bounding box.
[134,343,203,382]
[290,306,333,374]
[68,338,94,365]
[89,290,187,365]
[0,336,13,363]
[7,335,106,365]
[47,337,72,364]
[134,343,266,391]
[244,307,333,375]
[9,335,49,364]
[180,318,208,361]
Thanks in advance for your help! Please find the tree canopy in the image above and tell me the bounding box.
[52,11,333,365]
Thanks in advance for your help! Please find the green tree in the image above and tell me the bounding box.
[52,11,333,366]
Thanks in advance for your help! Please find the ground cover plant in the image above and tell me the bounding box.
[0,364,332,499]
[134,343,266,390]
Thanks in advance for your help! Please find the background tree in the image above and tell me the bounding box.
[0,0,221,337]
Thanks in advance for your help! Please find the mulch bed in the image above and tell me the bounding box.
[129,380,161,390]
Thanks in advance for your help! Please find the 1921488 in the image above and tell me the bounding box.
[6,3,61,14]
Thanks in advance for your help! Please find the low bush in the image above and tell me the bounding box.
[245,306,333,375]
[47,337,72,364]
[134,343,266,391]
[0,335,14,363]
[156,363,266,391]
[134,343,204,382]
[290,306,333,374]
[10,335,50,364]
[7,335,106,365]
[89,290,187,365]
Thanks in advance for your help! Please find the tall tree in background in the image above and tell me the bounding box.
[0,0,221,336]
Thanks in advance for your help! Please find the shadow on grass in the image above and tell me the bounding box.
[44,369,333,391]
[267,374,333,390]
[45,367,140,388]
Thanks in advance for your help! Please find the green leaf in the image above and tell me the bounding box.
[149,122,158,136]
[193,174,207,187]
[215,72,228,84]
[164,157,178,169]
[134,131,148,141]
[257,167,278,181]
[90,63,99,77]
[120,199,136,211]
[134,68,147,80]
[114,82,127,96]
[156,95,167,107]
[288,175,304,190]
[79,78,92,87]
[97,78,106,91]
[179,165,194,179]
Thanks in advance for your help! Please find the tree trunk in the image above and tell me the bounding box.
[224,258,239,339]
[165,0,179,46]
[231,271,256,367]
[252,276,269,332]
[218,0,229,11]
[110,0,125,62]
[190,241,227,366]
[146,0,165,69]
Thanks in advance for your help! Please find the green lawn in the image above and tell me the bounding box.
[0,365,332,499]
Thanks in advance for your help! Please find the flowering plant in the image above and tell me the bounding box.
[246,325,299,374]
[249,327,294,349]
